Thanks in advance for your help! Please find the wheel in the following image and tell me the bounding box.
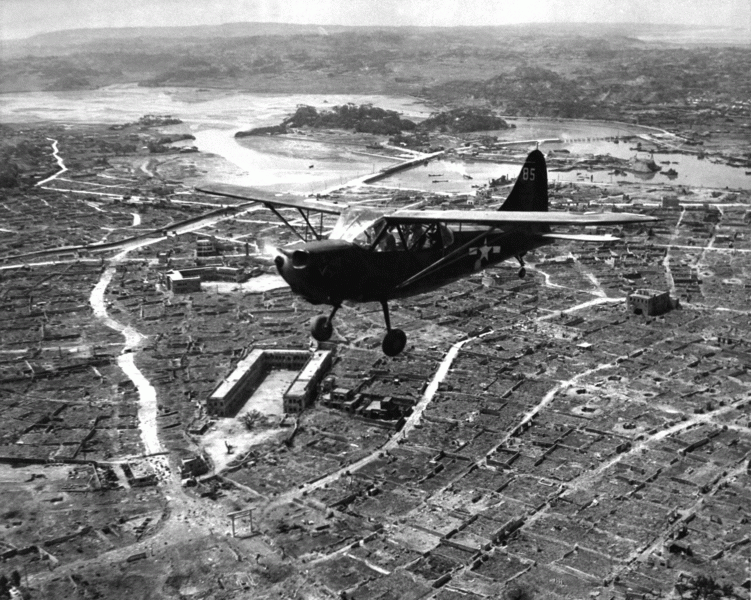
[310,315,333,341]
[518,267,526,279]
[382,329,407,357]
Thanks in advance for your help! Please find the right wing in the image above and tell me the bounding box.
[385,209,659,227]
[196,183,346,215]
[541,233,621,242]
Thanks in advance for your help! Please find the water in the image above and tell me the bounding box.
[193,129,397,193]
[0,84,428,193]
[388,144,751,193]
[388,117,751,191]
[0,85,429,127]
[2,85,748,192]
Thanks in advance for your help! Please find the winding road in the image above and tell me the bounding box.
[262,334,480,516]
[90,267,162,455]
[36,138,67,186]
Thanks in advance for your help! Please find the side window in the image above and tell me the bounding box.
[352,227,373,247]
[404,223,453,251]
[375,224,404,252]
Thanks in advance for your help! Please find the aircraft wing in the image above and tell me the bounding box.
[385,209,658,226]
[541,233,620,242]
[196,183,346,215]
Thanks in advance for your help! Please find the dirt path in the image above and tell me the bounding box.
[36,138,67,186]
[89,266,163,455]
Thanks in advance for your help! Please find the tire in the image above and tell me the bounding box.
[382,329,407,356]
[310,315,333,341]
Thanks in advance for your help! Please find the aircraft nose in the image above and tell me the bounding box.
[276,248,311,276]
[274,247,320,301]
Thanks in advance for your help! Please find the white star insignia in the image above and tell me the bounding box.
[470,242,500,270]
[470,242,500,260]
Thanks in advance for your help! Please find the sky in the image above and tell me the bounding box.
[1,0,749,40]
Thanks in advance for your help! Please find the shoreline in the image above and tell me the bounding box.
[3,86,749,191]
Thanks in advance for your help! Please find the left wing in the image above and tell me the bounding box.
[385,209,658,226]
[196,183,346,215]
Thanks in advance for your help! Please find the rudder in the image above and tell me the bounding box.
[500,149,548,212]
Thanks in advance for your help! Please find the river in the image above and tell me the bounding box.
[2,84,748,192]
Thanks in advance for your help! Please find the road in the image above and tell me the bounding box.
[35,138,67,186]
[1,203,264,267]
[90,266,162,455]
[662,206,686,295]
[259,332,493,519]
[20,134,750,596]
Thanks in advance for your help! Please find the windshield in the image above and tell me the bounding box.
[329,208,386,247]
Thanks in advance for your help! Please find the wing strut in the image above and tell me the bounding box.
[296,208,323,241]
[265,204,307,243]
[396,229,495,291]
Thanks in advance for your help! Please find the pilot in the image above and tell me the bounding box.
[407,224,425,249]
[378,231,397,252]
[428,225,443,249]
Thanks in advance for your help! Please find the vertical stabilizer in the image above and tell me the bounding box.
[500,149,548,212]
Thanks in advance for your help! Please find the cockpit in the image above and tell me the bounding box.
[329,207,454,252]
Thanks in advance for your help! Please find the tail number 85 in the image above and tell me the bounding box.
[522,167,536,181]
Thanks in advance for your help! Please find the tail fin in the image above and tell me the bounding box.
[500,149,548,212]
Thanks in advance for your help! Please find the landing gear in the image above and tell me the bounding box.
[383,329,407,357]
[310,305,339,342]
[310,315,333,341]
[380,299,406,357]
[516,254,526,279]
[312,301,407,356]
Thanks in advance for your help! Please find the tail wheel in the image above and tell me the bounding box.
[382,329,407,357]
[518,267,526,279]
[310,315,333,341]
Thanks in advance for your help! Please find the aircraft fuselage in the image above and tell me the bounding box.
[274,224,553,306]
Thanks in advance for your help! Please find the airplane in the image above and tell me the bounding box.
[197,150,658,356]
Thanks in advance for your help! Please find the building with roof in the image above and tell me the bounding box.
[206,348,332,417]
[163,266,249,294]
[165,270,201,294]
[627,289,674,316]
[283,350,334,413]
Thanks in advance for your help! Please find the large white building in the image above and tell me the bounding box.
[206,348,332,417]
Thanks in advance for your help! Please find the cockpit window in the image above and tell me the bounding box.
[329,208,385,247]
[329,209,454,252]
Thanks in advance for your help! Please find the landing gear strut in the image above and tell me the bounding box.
[310,304,339,342]
[516,254,526,279]
[311,301,407,356]
[380,299,406,357]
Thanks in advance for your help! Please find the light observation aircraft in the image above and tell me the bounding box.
[198,150,658,356]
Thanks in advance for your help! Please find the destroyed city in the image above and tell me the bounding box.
[0,4,750,600]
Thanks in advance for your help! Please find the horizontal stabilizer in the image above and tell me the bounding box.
[196,183,345,215]
[540,233,620,242]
